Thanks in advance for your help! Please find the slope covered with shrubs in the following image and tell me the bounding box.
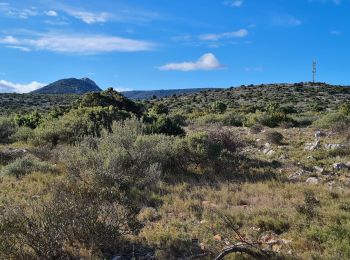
[1,83,350,259]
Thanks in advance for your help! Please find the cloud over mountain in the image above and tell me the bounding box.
[159,53,224,71]
[0,80,45,93]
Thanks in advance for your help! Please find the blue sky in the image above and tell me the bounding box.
[0,0,349,93]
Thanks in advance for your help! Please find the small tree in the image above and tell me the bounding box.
[266,102,280,114]
[212,102,227,114]
[150,103,169,115]
[0,117,17,143]
[339,102,350,116]
[150,116,185,136]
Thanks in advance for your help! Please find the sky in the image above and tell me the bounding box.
[0,0,349,93]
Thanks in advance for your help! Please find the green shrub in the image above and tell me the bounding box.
[246,111,295,128]
[33,106,132,146]
[185,130,243,176]
[339,102,350,115]
[80,87,143,115]
[0,117,17,143]
[149,116,185,136]
[150,103,169,115]
[1,156,57,178]
[15,111,42,129]
[195,112,244,127]
[249,124,263,134]
[13,127,35,142]
[256,216,290,234]
[314,112,349,129]
[259,112,295,128]
[211,101,227,114]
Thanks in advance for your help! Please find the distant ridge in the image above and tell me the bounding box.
[122,88,221,100]
[32,78,102,94]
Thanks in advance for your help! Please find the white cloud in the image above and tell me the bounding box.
[274,15,302,27]
[199,29,248,41]
[45,10,58,17]
[0,3,38,19]
[244,66,263,72]
[58,5,159,25]
[330,30,341,35]
[309,0,341,5]
[0,35,19,44]
[66,10,110,24]
[6,45,31,52]
[0,80,45,93]
[0,33,155,54]
[159,53,224,72]
[224,0,243,7]
[111,86,132,92]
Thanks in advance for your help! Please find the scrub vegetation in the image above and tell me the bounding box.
[1,82,350,259]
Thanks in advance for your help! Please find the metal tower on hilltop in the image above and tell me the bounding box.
[312,60,317,83]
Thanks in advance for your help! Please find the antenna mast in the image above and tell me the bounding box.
[312,60,317,83]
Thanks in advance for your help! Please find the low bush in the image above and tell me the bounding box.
[1,156,57,178]
[15,111,42,129]
[0,180,139,259]
[0,117,17,143]
[255,215,290,234]
[195,112,245,127]
[246,111,295,128]
[266,131,284,145]
[211,101,227,114]
[314,112,350,129]
[13,127,35,142]
[149,116,185,136]
[33,106,132,146]
[249,124,263,134]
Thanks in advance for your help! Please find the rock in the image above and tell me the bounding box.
[213,234,222,241]
[288,169,309,181]
[260,232,279,244]
[346,162,350,168]
[314,166,324,173]
[307,156,316,160]
[324,144,343,150]
[264,149,275,156]
[137,207,159,222]
[263,143,275,156]
[327,181,335,189]
[333,163,347,170]
[264,142,271,148]
[315,131,325,139]
[256,138,261,142]
[279,154,286,160]
[304,140,321,151]
[202,201,218,209]
[0,148,28,164]
[306,177,319,185]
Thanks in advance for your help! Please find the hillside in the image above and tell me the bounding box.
[2,82,350,116]
[157,82,350,114]
[122,88,220,100]
[32,78,102,94]
[1,81,350,259]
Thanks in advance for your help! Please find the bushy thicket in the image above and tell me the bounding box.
[195,111,245,127]
[58,119,243,184]
[0,117,17,143]
[1,156,57,178]
[0,119,245,258]
[32,106,132,146]
[0,179,139,259]
[314,112,350,129]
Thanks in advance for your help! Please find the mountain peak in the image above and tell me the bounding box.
[32,78,102,94]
